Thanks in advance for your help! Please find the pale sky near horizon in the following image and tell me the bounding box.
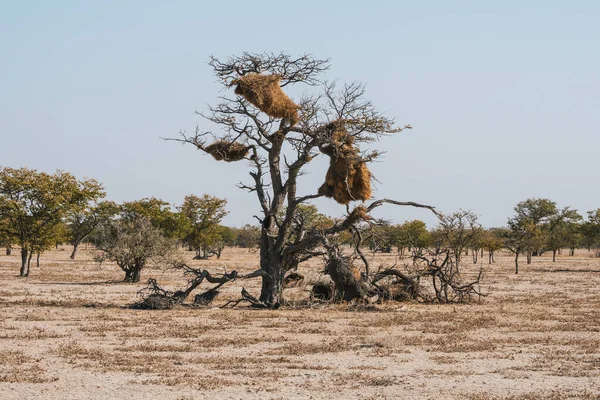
[1,1,598,228]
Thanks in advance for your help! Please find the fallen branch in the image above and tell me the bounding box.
[221,287,273,309]
[133,263,267,309]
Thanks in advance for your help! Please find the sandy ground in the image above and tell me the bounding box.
[1,246,599,400]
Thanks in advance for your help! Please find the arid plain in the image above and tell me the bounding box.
[1,247,599,399]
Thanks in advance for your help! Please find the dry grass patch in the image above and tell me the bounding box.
[139,374,235,390]
[466,391,599,400]
[0,365,57,384]
[268,339,350,356]
[0,350,56,384]
[0,326,65,340]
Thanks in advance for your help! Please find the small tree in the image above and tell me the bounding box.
[95,216,173,283]
[121,197,189,240]
[507,198,581,270]
[511,198,559,258]
[211,225,237,258]
[394,220,431,256]
[546,210,582,261]
[505,218,546,274]
[67,201,118,259]
[0,217,12,255]
[179,194,228,259]
[433,210,481,272]
[366,222,395,254]
[480,228,505,264]
[582,209,600,256]
[235,224,261,249]
[0,167,102,277]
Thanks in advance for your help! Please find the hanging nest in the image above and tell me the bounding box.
[233,74,300,125]
[319,121,355,156]
[205,140,250,162]
[317,121,372,204]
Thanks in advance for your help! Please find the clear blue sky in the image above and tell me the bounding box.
[1,1,598,228]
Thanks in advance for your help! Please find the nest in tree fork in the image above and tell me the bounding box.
[233,74,300,125]
[205,140,250,162]
[318,121,372,204]
[345,206,370,226]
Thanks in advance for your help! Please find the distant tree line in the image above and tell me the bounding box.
[364,198,600,274]
[2,167,599,281]
[0,167,261,280]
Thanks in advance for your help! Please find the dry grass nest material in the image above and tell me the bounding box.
[345,206,370,226]
[205,140,250,162]
[318,121,372,204]
[233,74,300,125]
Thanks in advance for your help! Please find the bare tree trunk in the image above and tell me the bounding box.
[20,248,28,277]
[259,230,284,306]
[5,247,11,256]
[124,267,142,283]
[488,250,493,264]
[552,249,557,262]
[526,252,532,265]
[70,242,79,260]
[515,252,519,274]
[327,255,365,301]
[26,251,33,276]
[472,249,478,264]
[131,267,141,283]
[36,252,40,268]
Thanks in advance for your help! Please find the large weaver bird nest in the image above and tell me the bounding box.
[318,121,372,204]
[233,74,300,125]
[205,140,250,162]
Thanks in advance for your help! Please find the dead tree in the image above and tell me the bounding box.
[167,52,476,307]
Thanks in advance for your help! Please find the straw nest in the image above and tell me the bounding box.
[345,206,370,226]
[205,140,250,162]
[233,74,299,125]
[318,121,372,204]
